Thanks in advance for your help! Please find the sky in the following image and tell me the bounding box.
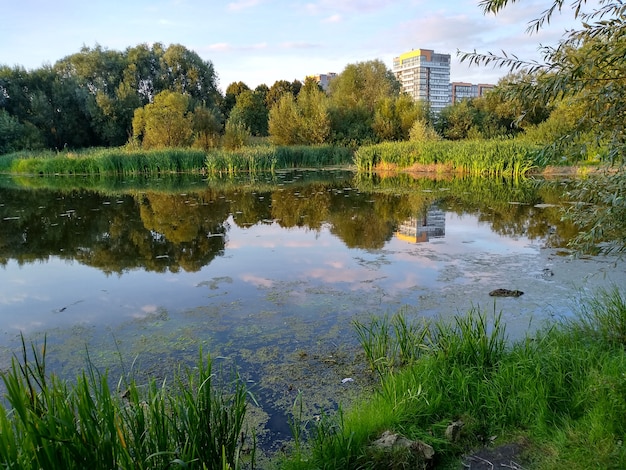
[2,0,593,92]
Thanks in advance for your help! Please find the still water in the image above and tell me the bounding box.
[1,170,624,445]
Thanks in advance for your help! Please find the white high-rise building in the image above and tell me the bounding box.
[393,49,451,113]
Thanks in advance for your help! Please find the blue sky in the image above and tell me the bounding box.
[2,0,591,92]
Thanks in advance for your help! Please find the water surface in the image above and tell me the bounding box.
[1,171,624,447]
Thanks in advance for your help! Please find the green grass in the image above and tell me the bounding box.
[282,287,626,469]
[354,139,543,176]
[205,145,353,174]
[1,148,208,175]
[0,339,254,469]
[0,145,353,176]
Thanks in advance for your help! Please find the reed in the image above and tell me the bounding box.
[205,145,352,174]
[0,338,253,470]
[2,148,207,176]
[354,138,542,176]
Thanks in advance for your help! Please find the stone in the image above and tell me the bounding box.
[489,289,523,297]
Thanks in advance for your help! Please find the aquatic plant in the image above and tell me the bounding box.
[354,138,542,176]
[0,337,254,469]
[5,148,207,176]
[205,145,352,174]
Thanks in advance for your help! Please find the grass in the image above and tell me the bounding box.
[282,287,626,469]
[205,145,353,175]
[0,145,353,176]
[0,339,254,469]
[354,138,543,176]
[1,148,208,175]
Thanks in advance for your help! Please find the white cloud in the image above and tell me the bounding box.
[227,0,260,11]
[206,42,267,53]
[323,14,342,23]
[280,41,320,49]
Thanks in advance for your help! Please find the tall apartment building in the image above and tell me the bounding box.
[450,82,495,104]
[393,49,451,113]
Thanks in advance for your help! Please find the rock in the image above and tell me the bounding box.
[371,430,435,460]
[445,420,464,442]
[489,289,523,297]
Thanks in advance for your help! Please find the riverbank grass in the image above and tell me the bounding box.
[0,145,353,176]
[283,287,626,469]
[354,139,543,176]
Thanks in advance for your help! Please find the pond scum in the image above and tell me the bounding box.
[0,139,544,177]
[2,287,626,469]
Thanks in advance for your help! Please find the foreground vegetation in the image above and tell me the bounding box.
[0,344,253,469]
[281,287,626,469]
[2,287,626,469]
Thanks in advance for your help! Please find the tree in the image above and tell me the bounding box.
[265,80,302,109]
[132,90,193,148]
[223,81,250,117]
[268,79,330,145]
[328,60,401,145]
[228,90,268,136]
[462,0,626,162]
[0,109,24,154]
[372,94,422,141]
[192,105,223,150]
[461,0,626,252]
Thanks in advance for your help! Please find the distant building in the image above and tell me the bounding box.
[450,82,495,104]
[308,73,337,91]
[393,49,451,113]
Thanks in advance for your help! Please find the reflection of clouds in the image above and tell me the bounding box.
[131,304,160,319]
[326,261,344,269]
[305,267,378,285]
[0,293,29,305]
[241,274,274,288]
[8,320,45,333]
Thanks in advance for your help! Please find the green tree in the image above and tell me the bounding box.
[265,79,302,109]
[223,81,250,117]
[193,105,223,150]
[372,94,422,141]
[462,0,626,252]
[0,109,24,154]
[228,90,268,136]
[268,79,330,145]
[132,90,193,148]
[328,60,401,145]
[222,118,250,150]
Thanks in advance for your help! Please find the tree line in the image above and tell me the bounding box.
[0,42,553,155]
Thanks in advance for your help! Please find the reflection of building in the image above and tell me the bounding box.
[450,82,495,104]
[395,205,446,243]
[392,49,451,113]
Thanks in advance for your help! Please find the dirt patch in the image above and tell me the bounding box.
[462,442,527,469]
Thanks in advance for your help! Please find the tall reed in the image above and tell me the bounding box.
[354,139,542,176]
[205,145,352,175]
[0,338,253,470]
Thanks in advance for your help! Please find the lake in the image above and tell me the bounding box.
[1,170,624,448]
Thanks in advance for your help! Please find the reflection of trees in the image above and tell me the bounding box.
[0,174,586,274]
[270,184,331,230]
[0,187,229,274]
[328,192,414,249]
